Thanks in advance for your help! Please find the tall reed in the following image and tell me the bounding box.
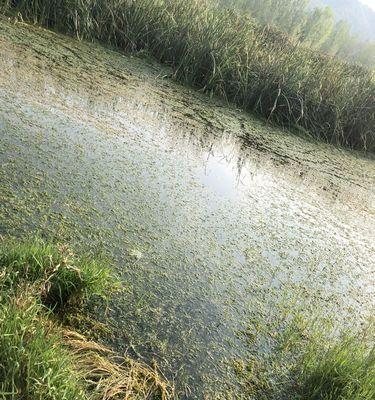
[1,0,374,151]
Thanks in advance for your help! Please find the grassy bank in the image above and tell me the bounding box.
[1,0,374,151]
[0,238,171,400]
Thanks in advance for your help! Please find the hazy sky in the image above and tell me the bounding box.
[359,0,375,11]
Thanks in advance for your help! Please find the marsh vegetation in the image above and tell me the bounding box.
[0,239,373,399]
[0,2,374,399]
[236,311,375,400]
[219,0,375,68]
[1,0,374,151]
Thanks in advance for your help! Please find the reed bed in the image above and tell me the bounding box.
[1,0,374,151]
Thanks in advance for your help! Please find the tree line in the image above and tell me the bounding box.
[218,0,375,68]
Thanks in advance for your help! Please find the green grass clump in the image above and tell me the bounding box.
[0,238,112,398]
[0,295,86,400]
[236,311,375,400]
[1,0,374,151]
[0,239,116,308]
[296,334,375,400]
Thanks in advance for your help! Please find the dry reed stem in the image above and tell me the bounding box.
[63,329,174,400]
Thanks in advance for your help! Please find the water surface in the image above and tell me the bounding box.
[0,18,374,398]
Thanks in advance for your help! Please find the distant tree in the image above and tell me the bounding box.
[217,0,309,36]
[216,0,375,68]
[352,41,375,67]
[300,6,334,48]
[322,20,352,56]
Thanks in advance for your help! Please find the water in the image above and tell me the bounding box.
[0,17,374,398]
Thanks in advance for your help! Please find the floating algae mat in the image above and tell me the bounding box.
[0,18,374,398]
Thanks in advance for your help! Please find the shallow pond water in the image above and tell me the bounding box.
[0,18,374,398]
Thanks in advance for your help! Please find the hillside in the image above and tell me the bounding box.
[310,0,375,40]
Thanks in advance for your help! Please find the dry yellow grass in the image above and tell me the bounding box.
[63,329,174,400]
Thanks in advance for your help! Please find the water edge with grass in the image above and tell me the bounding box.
[0,17,374,398]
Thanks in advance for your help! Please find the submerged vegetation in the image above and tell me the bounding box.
[1,0,374,151]
[0,238,172,400]
[0,1,374,396]
[0,238,374,399]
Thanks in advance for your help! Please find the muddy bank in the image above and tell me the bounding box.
[0,18,374,398]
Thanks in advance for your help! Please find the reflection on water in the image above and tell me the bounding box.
[195,142,247,199]
[0,18,374,398]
